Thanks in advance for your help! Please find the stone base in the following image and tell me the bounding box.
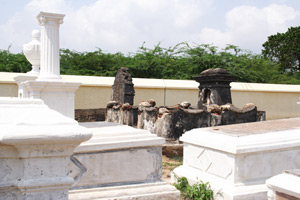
[172,118,300,200]
[69,182,180,200]
[24,80,80,118]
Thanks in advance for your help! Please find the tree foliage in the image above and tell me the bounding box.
[0,48,30,73]
[262,26,300,72]
[0,41,300,84]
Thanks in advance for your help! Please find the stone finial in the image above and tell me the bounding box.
[112,67,135,105]
[23,29,41,75]
[193,68,235,109]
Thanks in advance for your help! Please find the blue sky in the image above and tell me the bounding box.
[0,0,299,54]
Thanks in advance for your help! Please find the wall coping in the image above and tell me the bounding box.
[1,72,300,93]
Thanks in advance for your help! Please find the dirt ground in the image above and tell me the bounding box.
[162,155,183,184]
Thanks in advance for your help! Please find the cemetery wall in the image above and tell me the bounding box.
[1,72,300,120]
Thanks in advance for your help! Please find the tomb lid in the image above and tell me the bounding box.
[193,68,235,83]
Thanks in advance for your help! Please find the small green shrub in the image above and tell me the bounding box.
[173,175,214,200]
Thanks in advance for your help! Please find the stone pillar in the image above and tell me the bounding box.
[37,12,65,80]
[193,68,235,109]
[0,98,92,200]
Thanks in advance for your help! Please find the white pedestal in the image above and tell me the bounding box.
[172,118,300,200]
[69,122,180,199]
[24,80,80,118]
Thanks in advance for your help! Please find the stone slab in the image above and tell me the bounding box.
[200,117,300,137]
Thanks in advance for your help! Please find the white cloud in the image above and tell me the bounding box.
[196,4,300,53]
[0,0,214,53]
[1,1,299,54]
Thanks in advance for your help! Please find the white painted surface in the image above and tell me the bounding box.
[0,97,92,200]
[173,119,300,200]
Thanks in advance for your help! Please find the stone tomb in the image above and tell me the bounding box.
[172,118,300,199]
[106,68,265,140]
[68,122,180,199]
[194,68,235,109]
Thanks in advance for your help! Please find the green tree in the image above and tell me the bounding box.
[0,48,30,73]
[262,26,300,72]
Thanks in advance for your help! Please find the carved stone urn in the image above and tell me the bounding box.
[23,29,41,75]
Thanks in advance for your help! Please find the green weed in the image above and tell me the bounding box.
[173,175,214,200]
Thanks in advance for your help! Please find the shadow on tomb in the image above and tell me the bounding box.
[106,67,266,140]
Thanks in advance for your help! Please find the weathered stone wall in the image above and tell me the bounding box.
[106,101,138,126]
[75,108,106,122]
[136,100,265,140]
[106,99,265,140]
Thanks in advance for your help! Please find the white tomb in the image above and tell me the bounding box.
[68,122,180,199]
[0,98,92,199]
[172,118,300,200]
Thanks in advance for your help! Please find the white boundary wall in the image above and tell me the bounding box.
[1,72,300,120]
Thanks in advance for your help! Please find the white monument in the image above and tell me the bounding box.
[0,98,92,200]
[16,11,80,119]
[172,118,300,200]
